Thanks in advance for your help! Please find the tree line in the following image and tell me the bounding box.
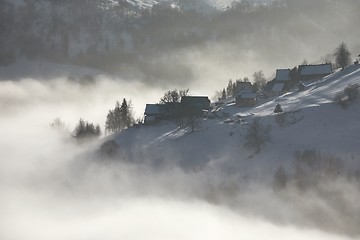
[105,99,134,134]
[51,89,192,142]
[51,98,135,143]
[1,0,358,83]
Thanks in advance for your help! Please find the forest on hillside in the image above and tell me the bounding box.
[1,0,359,83]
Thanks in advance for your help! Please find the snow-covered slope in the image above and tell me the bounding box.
[107,65,360,180]
[248,65,360,116]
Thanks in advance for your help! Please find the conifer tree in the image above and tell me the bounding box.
[221,88,226,99]
[73,118,101,142]
[105,99,134,134]
[226,79,233,97]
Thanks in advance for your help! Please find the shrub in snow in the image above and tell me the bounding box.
[334,83,359,108]
[99,140,120,158]
[244,117,271,153]
[274,103,283,113]
[344,84,359,101]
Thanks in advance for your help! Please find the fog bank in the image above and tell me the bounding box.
[1,76,360,239]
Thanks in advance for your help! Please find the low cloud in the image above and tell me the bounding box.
[0,76,359,239]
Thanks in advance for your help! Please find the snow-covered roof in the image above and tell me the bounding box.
[272,83,285,92]
[275,69,291,81]
[145,104,166,115]
[299,64,332,76]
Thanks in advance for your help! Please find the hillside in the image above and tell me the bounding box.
[85,64,360,236]
[106,64,360,179]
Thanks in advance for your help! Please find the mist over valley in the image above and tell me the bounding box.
[1,0,360,239]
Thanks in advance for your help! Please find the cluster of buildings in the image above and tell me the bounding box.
[235,63,333,107]
[143,63,334,124]
[233,81,258,107]
[265,63,333,96]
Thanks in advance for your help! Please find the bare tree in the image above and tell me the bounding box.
[334,42,351,69]
[159,90,179,104]
[252,70,266,92]
[179,89,190,98]
[159,89,189,104]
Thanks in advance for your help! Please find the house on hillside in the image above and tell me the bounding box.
[233,81,254,95]
[265,69,292,96]
[144,104,169,124]
[181,96,210,110]
[354,55,360,65]
[144,96,211,125]
[181,96,211,116]
[236,92,257,107]
[298,64,332,82]
[270,82,286,95]
[144,102,182,124]
[275,69,291,82]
